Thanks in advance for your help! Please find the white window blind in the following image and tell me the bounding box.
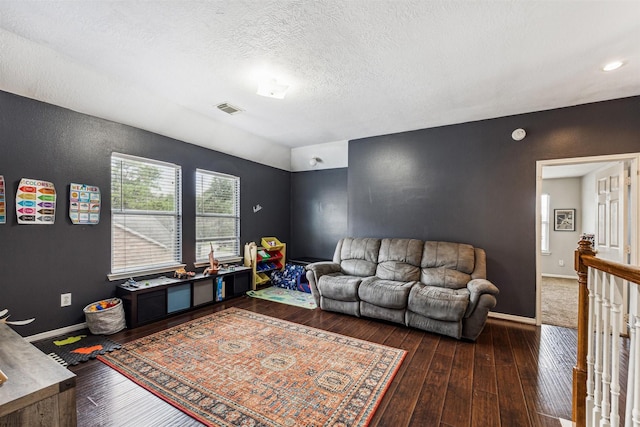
[195,169,240,262]
[110,153,182,278]
[541,193,550,253]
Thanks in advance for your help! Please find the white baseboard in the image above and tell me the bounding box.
[24,322,87,343]
[542,273,577,280]
[488,312,537,325]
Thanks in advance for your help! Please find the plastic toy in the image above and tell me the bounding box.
[174,268,195,279]
[86,298,119,312]
[203,243,220,275]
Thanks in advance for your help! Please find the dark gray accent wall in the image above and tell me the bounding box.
[348,96,640,318]
[290,169,348,260]
[0,91,290,336]
[3,89,639,334]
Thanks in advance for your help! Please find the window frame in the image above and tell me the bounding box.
[109,153,183,280]
[195,168,241,265]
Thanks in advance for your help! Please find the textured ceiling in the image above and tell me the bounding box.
[1,1,639,170]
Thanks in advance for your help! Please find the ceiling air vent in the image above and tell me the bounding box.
[216,102,243,115]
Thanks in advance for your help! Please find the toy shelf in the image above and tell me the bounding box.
[244,238,286,290]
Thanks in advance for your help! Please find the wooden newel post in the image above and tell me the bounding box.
[573,238,595,427]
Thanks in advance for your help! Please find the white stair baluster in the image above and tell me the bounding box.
[594,270,604,424]
[629,281,640,427]
[626,314,638,427]
[588,267,597,426]
[609,275,623,427]
[600,274,612,427]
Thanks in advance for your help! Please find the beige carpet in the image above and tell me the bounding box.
[541,276,579,329]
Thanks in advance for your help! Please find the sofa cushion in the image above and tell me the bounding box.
[321,299,360,317]
[406,311,462,339]
[361,302,405,324]
[421,242,475,289]
[407,284,470,322]
[358,277,415,309]
[317,274,362,302]
[421,268,473,290]
[375,238,422,282]
[338,238,381,277]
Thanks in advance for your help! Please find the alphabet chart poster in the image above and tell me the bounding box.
[0,176,5,224]
[69,183,100,224]
[16,178,56,224]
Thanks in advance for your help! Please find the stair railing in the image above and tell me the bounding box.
[574,238,640,427]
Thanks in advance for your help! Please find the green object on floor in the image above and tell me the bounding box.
[33,329,122,366]
[246,286,317,309]
[54,335,87,346]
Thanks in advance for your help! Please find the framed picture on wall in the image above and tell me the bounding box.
[554,209,575,231]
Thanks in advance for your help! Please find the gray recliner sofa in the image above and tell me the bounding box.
[305,237,499,341]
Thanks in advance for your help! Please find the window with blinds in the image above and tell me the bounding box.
[195,169,240,262]
[541,193,550,253]
[110,153,182,278]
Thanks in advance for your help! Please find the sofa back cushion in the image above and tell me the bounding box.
[376,238,422,282]
[336,237,381,277]
[421,241,475,289]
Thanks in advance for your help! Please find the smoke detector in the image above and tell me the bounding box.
[511,128,526,141]
[216,102,243,115]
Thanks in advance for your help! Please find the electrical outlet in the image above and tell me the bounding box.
[558,259,565,267]
[61,293,72,307]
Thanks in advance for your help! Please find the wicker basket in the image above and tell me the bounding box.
[83,298,126,335]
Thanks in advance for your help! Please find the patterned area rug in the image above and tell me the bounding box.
[98,308,405,426]
[246,286,317,309]
[33,329,122,366]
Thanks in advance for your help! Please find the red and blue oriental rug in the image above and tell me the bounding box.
[98,308,405,426]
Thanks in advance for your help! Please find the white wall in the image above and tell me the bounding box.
[541,178,582,276]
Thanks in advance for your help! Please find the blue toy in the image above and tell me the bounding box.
[270,263,310,293]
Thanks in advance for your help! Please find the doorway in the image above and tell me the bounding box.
[535,153,640,327]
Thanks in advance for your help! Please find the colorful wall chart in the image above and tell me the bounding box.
[0,176,6,224]
[69,183,100,224]
[16,178,56,224]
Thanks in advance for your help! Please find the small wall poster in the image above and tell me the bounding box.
[0,176,6,224]
[69,183,100,224]
[16,178,56,224]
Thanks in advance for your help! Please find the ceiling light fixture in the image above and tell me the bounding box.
[602,60,624,72]
[257,79,289,99]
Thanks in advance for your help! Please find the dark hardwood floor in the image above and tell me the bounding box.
[68,296,583,426]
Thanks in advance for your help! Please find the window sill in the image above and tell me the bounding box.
[194,256,243,268]
[107,264,186,282]
[541,251,551,256]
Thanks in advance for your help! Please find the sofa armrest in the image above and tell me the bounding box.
[306,261,341,277]
[465,278,499,317]
[305,262,342,305]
